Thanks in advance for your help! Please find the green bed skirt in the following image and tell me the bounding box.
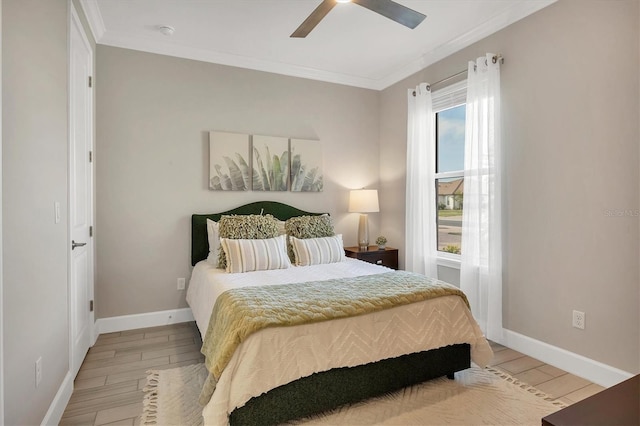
[229,343,471,426]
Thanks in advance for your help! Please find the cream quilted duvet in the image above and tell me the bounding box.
[187,259,493,426]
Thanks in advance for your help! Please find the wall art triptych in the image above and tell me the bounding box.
[209,131,323,192]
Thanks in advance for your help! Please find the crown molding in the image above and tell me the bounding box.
[98,32,380,90]
[79,0,105,43]
[87,0,556,91]
[375,0,556,90]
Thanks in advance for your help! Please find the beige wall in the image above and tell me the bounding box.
[2,0,70,423]
[0,0,4,422]
[0,0,636,421]
[96,0,639,373]
[95,46,380,318]
[380,0,640,373]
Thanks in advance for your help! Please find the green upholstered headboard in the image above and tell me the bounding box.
[191,201,325,266]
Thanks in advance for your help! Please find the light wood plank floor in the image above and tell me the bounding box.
[60,322,605,425]
[60,322,204,425]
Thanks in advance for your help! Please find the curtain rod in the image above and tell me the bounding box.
[412,54,504,96]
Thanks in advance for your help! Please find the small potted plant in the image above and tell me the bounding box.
[376,236,387,250]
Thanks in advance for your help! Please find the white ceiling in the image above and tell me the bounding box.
[80,0,555,90]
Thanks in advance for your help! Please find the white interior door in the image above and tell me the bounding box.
[69,6,94,378]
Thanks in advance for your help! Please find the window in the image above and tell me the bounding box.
[433,81,466,257]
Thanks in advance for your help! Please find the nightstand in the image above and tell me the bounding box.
[344,246,399,270]
[542,374,639,426]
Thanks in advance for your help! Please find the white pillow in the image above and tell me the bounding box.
[206,219,220,266]
[290,234,344,266]
[220,235,291,273]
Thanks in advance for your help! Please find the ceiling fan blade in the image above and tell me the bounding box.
[291,0,337,38]
[352,0,426,29]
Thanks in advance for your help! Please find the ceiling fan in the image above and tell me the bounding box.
[291,0,426,38]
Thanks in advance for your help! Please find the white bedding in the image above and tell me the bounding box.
[187,258,493,426]
[187,257,392,334]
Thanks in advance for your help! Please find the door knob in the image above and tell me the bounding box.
[72,240,87,250]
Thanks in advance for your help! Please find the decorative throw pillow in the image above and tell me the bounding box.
[206,219,220,266]
[220,235,291,273]
[217,214,280,268]
[290,234,344,266]
[284,215,334,261]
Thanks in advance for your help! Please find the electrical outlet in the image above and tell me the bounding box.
[177,278,186,291]
[35,357,42,387]
[572,310,585,329]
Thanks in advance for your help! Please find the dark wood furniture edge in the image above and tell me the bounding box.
[542,374,639,426]
[344,246,399,269]
[344,245,397,252]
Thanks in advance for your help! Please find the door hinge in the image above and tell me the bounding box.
[89,226,93,237]
[89,300,94,312]
[89,151,93,163]
[88,76,93,88]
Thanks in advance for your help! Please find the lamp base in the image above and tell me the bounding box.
[357,214,369,251]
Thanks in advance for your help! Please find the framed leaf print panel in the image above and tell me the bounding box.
[290,138,323,192]
[209,131,250,191]
[252,135,289,191]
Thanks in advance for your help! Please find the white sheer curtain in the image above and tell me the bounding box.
[460,54,503,342]
[405,83,438,278]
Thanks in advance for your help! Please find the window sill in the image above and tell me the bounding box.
[437,254,461,270]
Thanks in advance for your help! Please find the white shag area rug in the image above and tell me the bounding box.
[141,363,567,425]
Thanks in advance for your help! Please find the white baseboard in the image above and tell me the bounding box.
[40,309,193,424]
[41,371,73,426]
[501,328,634,388]
[95,308,194,335]
[93,312,633,387]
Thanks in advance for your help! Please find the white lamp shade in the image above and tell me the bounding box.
[349,189,379,213]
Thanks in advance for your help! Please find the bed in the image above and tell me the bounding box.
[187,201,492,425]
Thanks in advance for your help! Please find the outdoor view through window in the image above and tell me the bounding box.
[435,104,465,254]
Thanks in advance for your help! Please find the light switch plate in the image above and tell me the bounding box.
[54,202,61,224]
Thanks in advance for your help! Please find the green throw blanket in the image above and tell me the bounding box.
[198,270,470,406]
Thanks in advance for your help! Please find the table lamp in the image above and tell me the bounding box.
[348,189,379,250]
